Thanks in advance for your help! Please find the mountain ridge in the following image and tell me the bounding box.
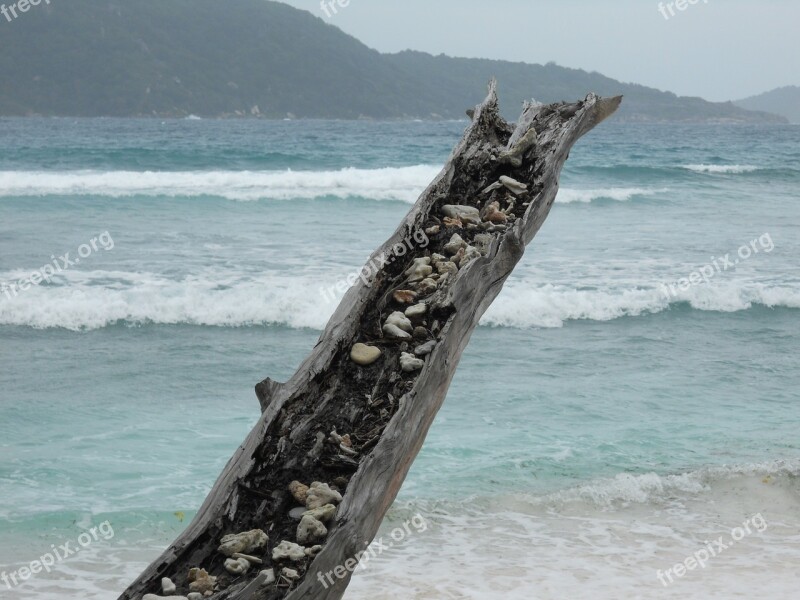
[735,86,800,123]
[0,0,786,123]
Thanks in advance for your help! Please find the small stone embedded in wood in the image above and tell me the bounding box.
[272,541,306,562]
[305,482,343,509]
[217,529,268,557]
[162,577,177,595]
[297,514,328,545]
[393,289,418,304]
[499,175,529,195]
[350,343,382,366]
[442,204,481,225]
[443,233,467,255]
[400,352,425,373]
[288,480,309,505]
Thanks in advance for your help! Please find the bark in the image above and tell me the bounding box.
[120,81,621,600]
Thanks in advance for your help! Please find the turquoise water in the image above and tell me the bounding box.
[1,118,799,599]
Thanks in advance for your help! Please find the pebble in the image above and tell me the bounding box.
[483,201,508,224]
[350,343,382,366]
[400,352,425,372]
[443,233,467,255]
[260,569,276,586]
[187,568,216,595]
[272,540,306,562]
[425,225,440,236]
[297,514,328,544]
[393,289,418,304]
[188,594,203,600]
[305,545,323,557]
[289,507,307,520]
[499,175,528,195]
[483,180,504,194]
[339,443,357,456]
[405,303,427,319]
[224,557,251,575]
[306,482,343,509]
[443,216,462,228]
[304,503,337,523]
[452,247,465,265]
[416,278,438,295]
[218,529,268,557]
[472,234,493,255]
[232,552,263,565]
[442,204,481,225]
[459,245,482,268]
[414,341,436,357]
[404,257,433,282]
[413,326,429,339]
[435,260,458,275]
[383,323,411,340]
[383,312,413,339]
[385,311,413,333]
[288,480,309,504]
[162,577,177,595]
[282,568,300,582]
[143,595,187,600]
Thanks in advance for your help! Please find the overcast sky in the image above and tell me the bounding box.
[280,0,798,102]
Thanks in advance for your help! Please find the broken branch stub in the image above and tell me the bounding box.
[120,82,621,600]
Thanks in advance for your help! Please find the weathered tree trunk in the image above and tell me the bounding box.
[121,82,621,600]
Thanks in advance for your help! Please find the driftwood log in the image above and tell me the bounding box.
[121,82,621,600]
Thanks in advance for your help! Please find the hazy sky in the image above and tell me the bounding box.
[280,0,798,101]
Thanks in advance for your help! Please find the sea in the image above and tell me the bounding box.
[0,116,798,599]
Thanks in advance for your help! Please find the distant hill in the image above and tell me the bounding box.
[0,0,786,123]
[735,86,800,123]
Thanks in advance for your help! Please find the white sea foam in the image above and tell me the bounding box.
[0,165,443,203]
[556,187,668,203]
[9,461,797,600]
[2,272,799,331]
[0,169,676,207]
[682,164,761,174]
[482,281,800,329]
[344,461,800,600]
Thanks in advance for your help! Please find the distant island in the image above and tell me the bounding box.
[0,0,788,123]
[735,86,800,123]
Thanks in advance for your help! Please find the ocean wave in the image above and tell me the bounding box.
[556,187,668,203]
[394,458,800,514]
[0,168,675,207]
[0,165,442,203]
[482,281,800,328]
[6,460,797,600]
[682,164,761,174]
[530,459,800,509]
[1,272,799,330]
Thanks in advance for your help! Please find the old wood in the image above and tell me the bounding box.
[120,82,621,600]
